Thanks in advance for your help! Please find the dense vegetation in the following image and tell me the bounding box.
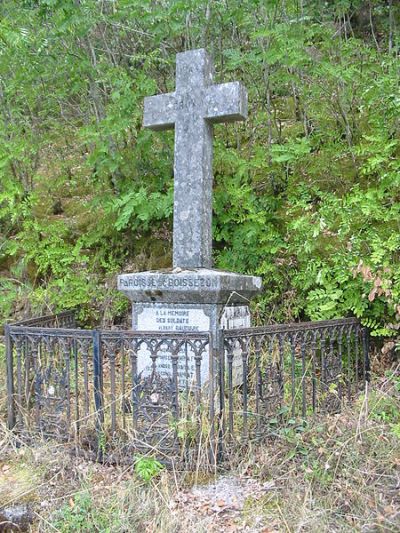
[0,0,399,338]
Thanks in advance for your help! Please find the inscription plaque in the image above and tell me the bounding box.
[135,305,251,388]
[138,307,210,332]
[119,275,219,291]
[136,305,210,387]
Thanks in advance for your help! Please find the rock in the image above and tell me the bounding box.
[0,505,34,532]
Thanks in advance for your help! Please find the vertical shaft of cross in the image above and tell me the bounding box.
[143,49,248,269]
[173,50,214,268]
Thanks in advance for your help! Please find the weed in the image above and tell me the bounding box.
[366,389,400,424]
[391,422,400,439]
[97,430,107,457]
[303,459,333,487]
[53,491,94,532]
[134,455,165,483]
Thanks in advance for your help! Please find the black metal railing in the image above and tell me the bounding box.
[9,311,77,328]
[221,318,369,444]
[5,314,212,463]
[4,313,369,463]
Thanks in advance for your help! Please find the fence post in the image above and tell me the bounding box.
[208,331,216,468]
[217,328,225,464]
[5,325,16,430]
[93,330,104,450]
[362,327,370,383]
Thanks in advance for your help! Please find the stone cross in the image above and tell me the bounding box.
[143,49,247,269]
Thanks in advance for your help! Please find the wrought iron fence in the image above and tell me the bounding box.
[5,313,213,464]
[9,310,77,329]
[97,330,212,461]
[4,313,369,464]
[221,318,369,445]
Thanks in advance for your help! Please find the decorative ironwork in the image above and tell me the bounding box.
[10,311,76,329]
[222,318,369,443]
[5,313,369,463]
[5,315,210,461]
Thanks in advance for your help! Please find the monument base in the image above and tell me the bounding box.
[118,268,262,305]
[132,301,250,386]
[117,268,262,387]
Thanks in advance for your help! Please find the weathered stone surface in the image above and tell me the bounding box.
[221,306,251,387]
[220,305,251,330]
[118,268,262,304]
[132,303,251,388]
[143,49,247,269]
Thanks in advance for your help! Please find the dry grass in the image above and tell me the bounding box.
[242,372,400,532]
[0,362,399,532]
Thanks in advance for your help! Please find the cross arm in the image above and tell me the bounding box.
[205,82,248,124]
[143,92,176,131]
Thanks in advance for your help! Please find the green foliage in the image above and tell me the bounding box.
[111,186,173,232]
[97,431,107,458]
[53,491,118,533]
[366,372,400,426]
[134,455,165,483]
[368,391,400,425]
[0,0,399,338]
[391,423,400,439]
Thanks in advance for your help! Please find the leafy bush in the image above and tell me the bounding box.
[0,0,399,340]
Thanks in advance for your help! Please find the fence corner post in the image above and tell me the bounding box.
[5,325,16,430]
[207,330,216,468]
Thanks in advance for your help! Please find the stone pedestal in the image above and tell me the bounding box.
[118,268,262,387]
[118,268,262,306]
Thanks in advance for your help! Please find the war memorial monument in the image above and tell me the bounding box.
[117,49,262,386]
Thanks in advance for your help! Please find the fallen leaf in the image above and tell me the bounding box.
[384,505,396,514]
